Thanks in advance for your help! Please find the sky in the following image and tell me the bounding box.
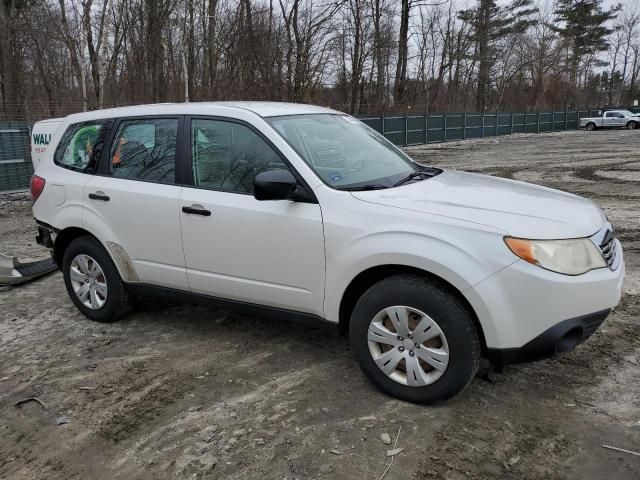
[605,0,635,8]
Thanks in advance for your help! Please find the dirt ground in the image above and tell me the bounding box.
[1,129,639,480]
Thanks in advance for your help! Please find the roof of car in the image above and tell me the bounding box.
[62,101,342,123]
[212,101,340,116]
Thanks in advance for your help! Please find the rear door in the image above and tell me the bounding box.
[178,116,325,316]
[603,112,614,127]
[83,116,189,290]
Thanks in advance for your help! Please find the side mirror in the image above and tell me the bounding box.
[254,169,298,201]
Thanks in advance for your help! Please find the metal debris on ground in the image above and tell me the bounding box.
[56,416,71,425]
[378,423,402,480]
[602,444,640,457]
[14,397,48,410]
[386,447,404,457]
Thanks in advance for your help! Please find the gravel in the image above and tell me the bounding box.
[0,129,638,479]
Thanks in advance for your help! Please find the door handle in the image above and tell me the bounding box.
[88,192,110,201]
[182,205,211,216]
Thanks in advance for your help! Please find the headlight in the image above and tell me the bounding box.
[504,237,607,275]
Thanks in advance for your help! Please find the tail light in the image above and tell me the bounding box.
[30,175,46,203]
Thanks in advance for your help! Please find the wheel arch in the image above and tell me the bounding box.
[337,264,488,355]
[53,226,139,283]
[52,226,100,266]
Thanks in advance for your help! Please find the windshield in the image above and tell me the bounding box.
[266,114,425,189]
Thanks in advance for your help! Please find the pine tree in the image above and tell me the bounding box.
[459,0,538,112]
[553,0,621,104]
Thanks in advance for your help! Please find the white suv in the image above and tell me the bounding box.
[31,102,624,404]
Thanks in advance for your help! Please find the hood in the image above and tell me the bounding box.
[351,170,605,239]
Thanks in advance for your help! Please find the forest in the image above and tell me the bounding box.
[0,0,636,120]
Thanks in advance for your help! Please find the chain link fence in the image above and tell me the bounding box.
[0,106,626,193]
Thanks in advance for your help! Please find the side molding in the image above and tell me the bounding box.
[125,283,340,335]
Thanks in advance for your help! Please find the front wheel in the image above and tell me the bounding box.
[626,121,638,130]
[349,275,480,404]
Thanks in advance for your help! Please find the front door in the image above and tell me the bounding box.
[604,112,625,127]
[83,116,189,290]
[179,117,325,316]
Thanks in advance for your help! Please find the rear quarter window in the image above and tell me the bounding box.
[54,120,112,172]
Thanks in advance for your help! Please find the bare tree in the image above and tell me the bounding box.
[3,0,639,121]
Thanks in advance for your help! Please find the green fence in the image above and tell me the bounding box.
[0,122,33,193]
[359,110,580,147]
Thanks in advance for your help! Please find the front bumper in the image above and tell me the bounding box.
[486,309,610,365]
[465,239,624,358]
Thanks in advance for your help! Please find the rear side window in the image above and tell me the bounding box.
[54,121,110,172]
[108,118,179,184]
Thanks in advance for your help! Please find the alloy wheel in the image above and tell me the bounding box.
[69,254,108,310]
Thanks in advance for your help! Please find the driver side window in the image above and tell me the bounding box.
[191,119,288,194]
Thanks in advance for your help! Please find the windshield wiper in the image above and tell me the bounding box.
[340,184,389,191]
[393,171,430,187]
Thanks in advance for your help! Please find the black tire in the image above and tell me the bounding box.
[349,275,480,404]
[62,236,130,323]
[626,121,637,130]
[586,122,596,131]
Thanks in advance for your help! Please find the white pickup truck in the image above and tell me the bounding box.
[579,109,640,131]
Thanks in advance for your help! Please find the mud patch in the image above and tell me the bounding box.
[416,414,577,480]
[98,370,200,443]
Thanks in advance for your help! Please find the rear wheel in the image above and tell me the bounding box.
[349,275,480,404]
[626,121,638,130]
[62,236,130,323]
[586,122,596,131]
